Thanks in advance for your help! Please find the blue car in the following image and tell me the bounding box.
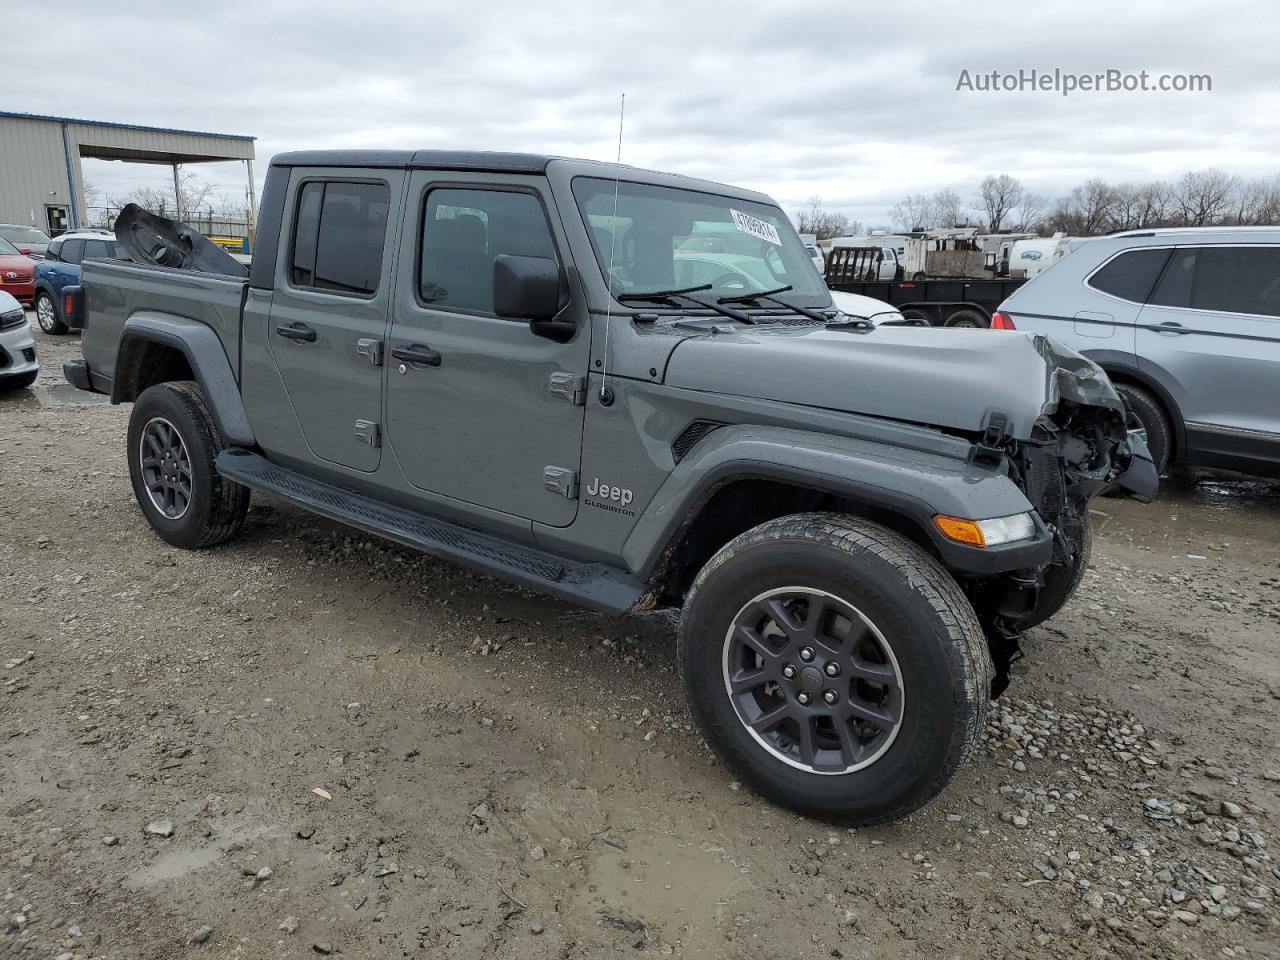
[33,231,126,335]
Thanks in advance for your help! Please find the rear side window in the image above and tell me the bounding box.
[1149,248,1197,307]
[60,238,86,265]
[83,239,124,259]
[1086,248,1170,302]
[1192,246,1280,317]
[419,188,558,314]
[289,180,389,296]
[46,239,63,261]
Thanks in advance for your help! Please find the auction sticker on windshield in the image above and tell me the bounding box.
[730,209,782,246]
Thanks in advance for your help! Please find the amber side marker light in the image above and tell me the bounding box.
[934,515,986,546]
[934,512,1036,548]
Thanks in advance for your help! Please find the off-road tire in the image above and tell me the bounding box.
[0,370,38,390]
[1021,516,1092,630]
[127,381,249,549]
[678,513,992,825]
[1115,382,1170,474]
[35,291,68,335]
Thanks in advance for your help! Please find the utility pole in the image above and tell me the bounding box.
[171,162,183,221]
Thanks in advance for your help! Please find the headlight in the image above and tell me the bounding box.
[933,512,1036,547]
[0,307,26,330]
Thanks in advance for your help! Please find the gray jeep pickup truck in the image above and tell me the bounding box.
[63,150,1156,823]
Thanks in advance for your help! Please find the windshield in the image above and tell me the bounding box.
[572,178,829,307]
[0,236,21,256]
[1,226,50,245]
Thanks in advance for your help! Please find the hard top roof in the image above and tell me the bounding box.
[269,151,774,205]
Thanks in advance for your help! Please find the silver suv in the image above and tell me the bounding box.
[997,228,1280,478]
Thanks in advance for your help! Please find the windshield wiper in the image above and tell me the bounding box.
[717,285,832,324]
[617,283,754,324]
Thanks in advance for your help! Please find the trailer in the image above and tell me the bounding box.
[825,272,1028,328]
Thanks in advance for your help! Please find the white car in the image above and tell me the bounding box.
[828,289,915,326]
[0,291,37,389]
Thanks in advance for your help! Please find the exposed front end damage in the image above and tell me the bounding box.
[964,347,1159,695]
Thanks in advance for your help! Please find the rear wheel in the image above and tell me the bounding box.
[35,292,67,335]
[127,381,249,549]
[1114,382,1170,474]
[679,514,991,824]
[945,308,989,328]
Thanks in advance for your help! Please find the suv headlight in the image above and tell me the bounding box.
[933,512,1036,547]
[0,307,26,330]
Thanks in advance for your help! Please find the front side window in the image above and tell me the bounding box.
[289,180,389,296]
[1192,246,1280,318]
[419,188,558,314]
[1086,248,1170,302]
[1149,248,1196,308]
[572,178,828,306]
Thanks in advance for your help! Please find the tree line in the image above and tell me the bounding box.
[796,169,1280,240]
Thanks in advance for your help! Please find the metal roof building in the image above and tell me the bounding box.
[0,111,256,235]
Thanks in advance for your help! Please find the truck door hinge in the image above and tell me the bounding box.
[549,372,587,406]
[543,466,578,499]
[356,338,383,367]
[354,419,381,448]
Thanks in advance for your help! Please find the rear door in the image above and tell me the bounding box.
[1136,244,1280,461]
[384,173,587,526]
[266,171,402,473]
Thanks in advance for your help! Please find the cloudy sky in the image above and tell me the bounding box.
[6,0,1277,228]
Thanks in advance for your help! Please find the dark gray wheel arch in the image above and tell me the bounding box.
[113,315,256,448]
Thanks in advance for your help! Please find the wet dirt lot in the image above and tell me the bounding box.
[2,321,1278,960]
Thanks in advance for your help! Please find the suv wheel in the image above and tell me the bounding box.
[35,292,68,335]
[679,514,992,824]
[127,381,249,549]
[1115,383,1170,474]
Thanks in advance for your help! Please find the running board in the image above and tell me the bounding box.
[215,449,644,615]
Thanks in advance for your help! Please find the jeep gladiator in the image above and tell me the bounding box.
[63,150,1157,823]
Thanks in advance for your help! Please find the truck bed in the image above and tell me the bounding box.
[80,258,248,394]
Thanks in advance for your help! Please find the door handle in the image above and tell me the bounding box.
[1156,321,1189,335]
[391,344,442,367]
[276,323,317,342]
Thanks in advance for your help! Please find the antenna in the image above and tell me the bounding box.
[598,93,625,403]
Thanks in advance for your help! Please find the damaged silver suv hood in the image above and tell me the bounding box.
[663,325,1124,438]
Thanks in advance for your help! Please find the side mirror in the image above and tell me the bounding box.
[493,254,575,342]
[18,247,31,256]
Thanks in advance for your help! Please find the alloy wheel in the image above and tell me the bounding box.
[139,417,194,520]
[721,586,904,775]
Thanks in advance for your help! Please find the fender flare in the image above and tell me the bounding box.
[113,314,256,448]
[622,425,1051,579]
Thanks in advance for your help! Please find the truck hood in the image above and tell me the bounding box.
[663,325,1123,439]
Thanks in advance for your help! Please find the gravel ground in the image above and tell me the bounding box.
[2,319,1278,960]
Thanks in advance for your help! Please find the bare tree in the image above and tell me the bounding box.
[889,193,936,232]
[932,189,967,228]
[1135,181,1173,227]
[794,196,855,241]
[977,174,1023,233]
[1175,168,1236,226]
[1106,183,1146,232]
[1012,192,1045,232]
[1232,175,1280,225]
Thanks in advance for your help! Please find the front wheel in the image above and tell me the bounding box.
[35,292,67,335]
[127,381,249,549]
[678,514,992,824]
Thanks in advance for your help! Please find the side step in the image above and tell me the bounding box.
[215,450,644,615]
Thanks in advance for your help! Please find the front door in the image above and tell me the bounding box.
[384,175,588,526]
[266,171,402,473]
[1136,244,1280,461]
